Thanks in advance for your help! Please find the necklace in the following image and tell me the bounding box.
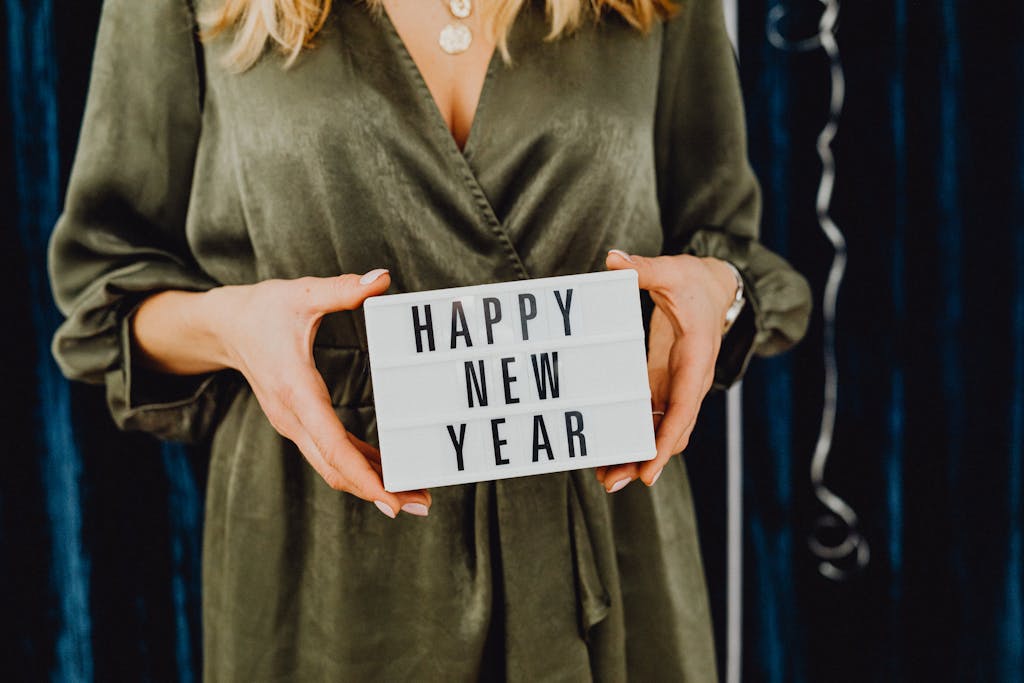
[439,0,472,54]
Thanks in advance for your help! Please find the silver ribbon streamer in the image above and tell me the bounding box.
[767,0,870,580]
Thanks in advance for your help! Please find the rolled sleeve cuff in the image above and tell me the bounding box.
[678,227,799,391]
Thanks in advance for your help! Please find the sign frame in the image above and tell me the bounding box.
[363,269,657,492]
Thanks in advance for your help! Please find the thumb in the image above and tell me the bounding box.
[606,249,666,293]
[309,268,391,313]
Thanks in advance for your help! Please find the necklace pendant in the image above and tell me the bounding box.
[449,0,472,19]
[439,23,472,54]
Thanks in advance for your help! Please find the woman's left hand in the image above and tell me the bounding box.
[594,249,739,493]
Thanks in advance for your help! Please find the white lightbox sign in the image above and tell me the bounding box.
[363,269,656,492]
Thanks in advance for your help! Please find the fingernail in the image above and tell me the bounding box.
[608,249,635,263]
[607,477,631,493]
[359,268,389,285]
[373,500,396,518]
[649,468,663,486]
[401,502,429,517]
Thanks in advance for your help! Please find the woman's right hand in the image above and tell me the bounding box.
[205,268,432,519]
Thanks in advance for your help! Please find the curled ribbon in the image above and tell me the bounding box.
[767,0,870,581]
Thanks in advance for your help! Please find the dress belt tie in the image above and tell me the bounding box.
[490,468,612,674]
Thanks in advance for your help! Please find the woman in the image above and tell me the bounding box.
[47,0,812,679]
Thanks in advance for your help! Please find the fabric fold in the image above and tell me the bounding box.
[491,471,597,680]
[567,470,613,643]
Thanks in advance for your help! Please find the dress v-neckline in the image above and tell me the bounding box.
[372,2,533,281]
[376,4,502,162]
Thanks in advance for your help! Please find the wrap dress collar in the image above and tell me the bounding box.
[373,1,532,281]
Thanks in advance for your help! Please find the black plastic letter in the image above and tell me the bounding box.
[412,304,435,353]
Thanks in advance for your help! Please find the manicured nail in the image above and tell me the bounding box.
[401,502,429,517]
[360,268,389,285]
[649,468,663,487]
[607,477,631,493]
[373,500,396,518]
[608,249,635,263]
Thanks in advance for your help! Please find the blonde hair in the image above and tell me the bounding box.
[197,0,680,72]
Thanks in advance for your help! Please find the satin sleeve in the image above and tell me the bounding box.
[654,0,813,390]
[47,0,244,444]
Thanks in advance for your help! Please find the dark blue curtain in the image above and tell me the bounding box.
[4,0,1022,680]
[5,4,205,680]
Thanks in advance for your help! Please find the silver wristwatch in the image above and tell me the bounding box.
[721,261,746,335]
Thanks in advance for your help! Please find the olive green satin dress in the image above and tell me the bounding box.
[47,0,812,679]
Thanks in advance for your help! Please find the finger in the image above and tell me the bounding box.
[303,269,391,315]
[247,375,308,444]
[650,375,669,427]
[292,426,360,496]
[245,373,345,485]
[605,249,678,296]
[285,363,431,516]
[290,423,437,515]
[648,305,674,375]
[594,465,609,484]
[666,391,699,455]
[601,461,639,493]
[647,380,705,484]
[348,432,382,465]
[640,345,710,485]
[665,369,714,457]
[647,302,672,422]
[347,432,432,508]
[367,455,382,477]
[651,394,667,434]
[649,367,670,435]
[672,413,698,456]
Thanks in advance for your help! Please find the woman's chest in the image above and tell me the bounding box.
[189,0,668,289]
[202,0,664,168]
[377,0,496,152]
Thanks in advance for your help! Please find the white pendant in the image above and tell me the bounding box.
[439,23,472,54]
[449,0,472,19]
